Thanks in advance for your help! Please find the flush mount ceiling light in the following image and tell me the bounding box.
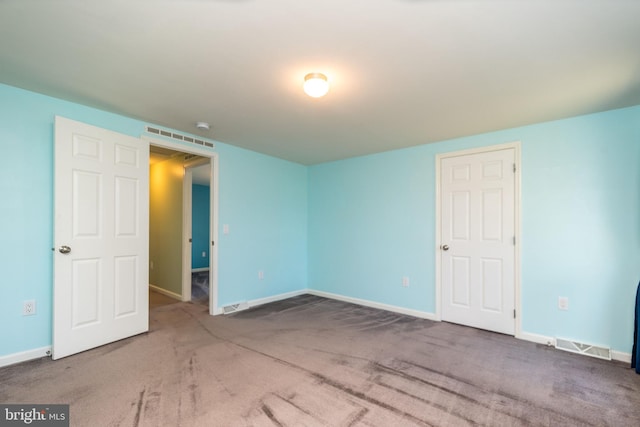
[195,121,210,131]
[303,73,329,98]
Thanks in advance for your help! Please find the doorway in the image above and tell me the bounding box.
[53,117,219,359]
[436,142,520,336]
[148,139,218,315]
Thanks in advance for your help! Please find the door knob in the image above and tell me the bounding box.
[441,244,449,251]
[59,245,71,254]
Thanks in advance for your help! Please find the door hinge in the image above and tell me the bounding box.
[211,240,215,246]
[513,163,516,173]
[513,236,516,245]
[513,309,516,319]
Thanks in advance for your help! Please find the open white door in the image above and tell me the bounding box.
[53,116,149,360]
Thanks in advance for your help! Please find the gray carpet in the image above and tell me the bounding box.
[2,295,640,426]
[149,289,179,310]
[191,271,209,303]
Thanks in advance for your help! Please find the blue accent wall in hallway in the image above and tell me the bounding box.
[192,184,210,270]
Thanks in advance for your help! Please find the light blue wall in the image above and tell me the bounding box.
[2,80,638,358]
[215,143,308,305]
[0,83,308,357]
[309,105,640,353]
[191,184,210,270]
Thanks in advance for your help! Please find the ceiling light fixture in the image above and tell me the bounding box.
[195,121,210,131]
[303,73,329,98]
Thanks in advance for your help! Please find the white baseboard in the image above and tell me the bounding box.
[149,284,182,301]
[0,346,51,368]
[3,293,632,368]
[307,289,438,321]
[220,288,439,321]
[213,289,308,316]
[611,350,632,364]
[196,286,638,365]
[516,332,632,364]
[306,292,634,364]
[247,289,308,309]
[517,331,555,346]
[192,267,209,273]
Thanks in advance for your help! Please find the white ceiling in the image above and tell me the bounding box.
[1,1,639,165]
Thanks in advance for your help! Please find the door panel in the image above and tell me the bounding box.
[115,177,139,236]
[482,189,503,241]
[114,256,138,317]
[54,116,149,359]
[481,257,502,312]
[451,191,470,240]
[441,148,515,335]
[71,259,100,327]
[451,256,471,307]
[73,170,101,236]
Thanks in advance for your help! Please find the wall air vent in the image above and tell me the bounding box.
[222,302,249,315]
[555,338,611,360]
[145,126,215,149]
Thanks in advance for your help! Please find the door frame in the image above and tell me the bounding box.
[144,136,219,316]
[434,141,522,337]
[182,159,211,303]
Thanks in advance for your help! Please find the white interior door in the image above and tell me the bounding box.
[53,116,149,359]
[440,147,516,335]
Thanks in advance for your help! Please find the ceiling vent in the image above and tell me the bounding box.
[145,126,215,149]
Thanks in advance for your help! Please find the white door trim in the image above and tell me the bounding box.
[183,159,211,303]
[143,136,220,316]
[182,166,193,302]
[435,141,522,337]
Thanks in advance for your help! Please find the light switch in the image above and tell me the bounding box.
[223,224,229,235]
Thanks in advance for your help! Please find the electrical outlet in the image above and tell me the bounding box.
[202,251,207,258]
[558,296,569,311]
[402,276,410,287]
[258,270,264,280]
[150,261,154,270]
[23,300,36,316]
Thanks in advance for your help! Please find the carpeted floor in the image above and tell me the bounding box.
[2,295,640,426]
[149,272,209,309]
[191,271,209,304]
[149,288,179,310]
